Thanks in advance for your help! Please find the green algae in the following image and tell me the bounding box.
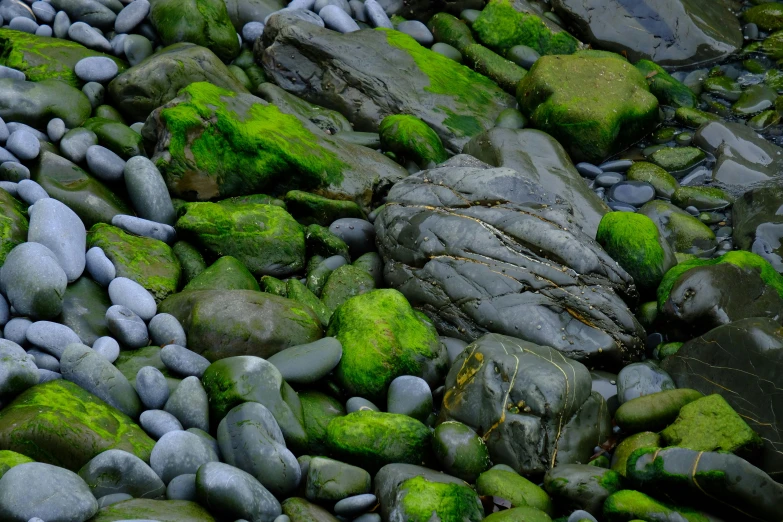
[0,188,27,265]
[603,490,714,522]
[379,114,448,166]
[399,476,484,522]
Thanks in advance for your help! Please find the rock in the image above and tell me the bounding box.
[4,130,37,161]
[25,321,81,358]
[257,83,352,136]
[375,158,643,367]
[87,223,181,302]
[733,183,783,271]
[551,0,742,68]
[334,493,377,518]
[93,337,119,363]
[86,145,126,182]
[150,430,218,484]
[639,200,716,255]
[163,375,209,431]
[112,215,176,244]
[115,0,149,32]
[60,277,112,346]
[146,82,406,212]
[196,462,282,522]
[266,337,342,385]
[379,114,448,167]
[160,344,209,378]
[115,346,181,394]
[0,451,33,480]
[744,3,783,32]
[305,456,370,503]
[61,127,98,163]
[166,473,196,501]
[0,340,37,398]
[431,421,491,483]
[626,161,678,199]
[320,265,375,312]
[0,78,91,129]
[616,360,675,405]
[148,0,239,61]
[182,256,259,292]
[602,490,717,522]
[109,277,157,322]
[106,304,149,348]
[0,242,66,320]
[661,317,783,480]
[650,146,705,174]
[136,366,170,410]
[108,43,248,122]
[89,498,216,522]
[0,188,26,265]
[82,117,145,159]
[123,33,153,66]
[139,409,183,440]
[148,313,187,347]
[0,462,98,522]
[440,334,612,474]
[74,56,118,83]
[517,51,658,164]
[614,388,703,434]
[201,356,307,450]
[634,59,698,109]
[544,464,622,517]
[299,390,345,455]
[124,156,176,226]
[159,290,322,361]
[610,431,659,477]
[78,449,165,499]
[260,19,515,153]
[0,380,154,470]
[387,375,433,422]
[476,467,552,513]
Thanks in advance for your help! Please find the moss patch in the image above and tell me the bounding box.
[0,188,27,265]
[379,114,448,166]
[183,255,259,292]
[603,490,714,522]
[476,469,552,513]
[399,476,483,522]
[635,60,698,109]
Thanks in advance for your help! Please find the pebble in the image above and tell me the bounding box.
[135,365,170,409]
[166,473,197,501]
[124,156,176,225]
[0,65,25,81]
[160,344,210,378]
[396,20,433,46]
[0,161,30,182]
[319,4,359,33]
[431,42,461,62]
[334,493,377,517]
[607,201,637,212]
[0,243,66,320]
[329,218,375,258]
[598,159,634,172]
[507,44,540,69]
[75,56,119,83]
[92,336,119,363]
[150,430,219,484]
[68,21,112,52]
[354,514,382,522]
[0,147,19,165]
[111,214,177,244]
[617,360,675,404]
[31,0,54,22]
[5,129,39,160]
[607,180,656,207]
[35,24,53,36]
[387,375,433,422]
[364,0,392,28]
[78,449,165,499]
[685,205,700,216]
[53,10,70,39]
[266,337,342,384]
[9,15,38,33]
[82,81,105,108]
[26,320,81,358]
[86,144,126,182]
[195,462,282,522]
[46,118,66,143]
[28,348,59,372]
[37,368,62,383]
[0,294,8,328]
[242,21,264,43]
[85,246,116,286]
[140,409,184,440]
[349,0,366,21]
[164,375,209,431]
[568,510,598,522]
[0,181,17,195]
[108,277,157,321]
[594,171,624,188]
[60,127,98,164]
[346,396,380,413]
[3,317,31,346]
[114,0,148,32]
[0,117,8,143]
[314,0,350,13]
[123,33,153,65]
[105,304,149,348]
[28,197,86,282]
[17,179,48,204]
[148,313,186,347]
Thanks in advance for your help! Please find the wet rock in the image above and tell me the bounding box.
[733,183,783,271]
[89,498,216,521]
[476,467,552,513]
[196,462,281,522]
[615,388,703,434]
[544,464,623,517]
[148,0,238,61]
[0,242,66,320]
[639,199,716,255]
[431,421,491,483]
[616,360,675,404]
[78,449,165,499]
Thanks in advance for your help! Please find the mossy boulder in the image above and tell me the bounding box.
[82,117,145,160]
[0,450,33,480]
[634,60,698,109]
[603,489,718,522]
[87,223,181,302]
[639,200,716,256]
[650,146,705,173]
[257,82,352,136]
[321,265,376,312]
[672,186,732,211]
[326,411,431,472]
[516,51,659,163]
[0,78,91,129]
[0,188,27,266]
[543,464,623,517]
[626,162,678,199]
[299,390,345,455]
[0,29,126,88]
[614,388,703,434]
[148,0,239,61]
[159,290,322,361]
[610,431,659,477]
[182,256,259,292]
[146,82,406,211]
[379,114,448,167]
[176,200,305,278]
[472,0,579,56]
[0,380,154,471]
[281,497,339,522]
[427,13,475,52]
[477,468,552,513]
[462,43,528,93]
[743,3,783,32]
[284,190,364,227]
[88,499,215,522]
[326,289,447,402]
[305,224,350,261]
[596,212,677,294]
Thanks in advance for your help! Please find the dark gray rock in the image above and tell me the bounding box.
[616,360,675,404]
[123,156,176,226]
[0,243,66,320]
[60,127,99,164]
[5,130,38,160]
[68,21,112,52]
[114,0,148,32]
[305,456,370,502]
[51,0,116,30]
[139,409,184,440]
[2,318,30,347]
[74,56,119,83]
[196,462,282,522]
[123,33,153,66]
[733,183,783,272]
[166,473,196,501]
[0,340,37,398]
[164,375,209,431]
[148,313,186,347]
[92,336,119,362]
[266,337,342,385]
[78,449,165,499]
[150,430,219,484]
[387,375,432,422]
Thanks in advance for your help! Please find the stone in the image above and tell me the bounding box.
[614,388,703,434]
[0,380,154,471]
[106,305,149,348]
[0,77,92,129]
[115,0,149,32]
[256,82,352,136]
[672,186,732,211]
[196,462,282,522]
[123,34,153,66]
[476,467,552,513]
[124,156,176,226]
[634,59,698,109]
[602,489,715,522]
[432,421,491,483]
[135,366,170,410]
[639,200,716,256]
[150,430,218,484]
[108,277,157,321]
[650,146,705,173]
[148,313,187,347]
[379,113,447,167]
[78,449,165,499]
[112,215,177,244]
[732,183,783,271]
[4,130,37,161]
[82,117,145,160]
[626,161,678,199]
[544,464,622,517]
[266,337,342,385]
[0,242,66,320]
[334,493,377,518]
[182,256,259,292]
[610,431,659,477]
[0,187,26,265]
[75,56,118,83]
[299,390,345,455]
[320,265,375,312]
[616,360,675,404]
[160,344,209,378]
[320,4,359,32]
[386,375,433,422]
[148,0,239,61]
[0,340,37,398]
[166,473,196,501]
[139,409,183,440]
[516,51,659,164]
[164,375,209,431]
[89,498,216,522]
[440,334,612,474]
[59,278,112,347]
[61,127,98,163]
[305,456,371,502]
[86,145,126,182]
[25,321,80,359]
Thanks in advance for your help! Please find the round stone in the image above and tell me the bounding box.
[9,16,38,33]
[31,1,54,22]
[68,22,112,53]
[85,246,116,286]
[266,337,342,385]
[46,118,66,143]
[334,493,377,517]
[90,335,119,363]
[148,313,186,347]
[329,218,375,258]
[160,344,210,378]
[599,159,634,172]
[0,463,97,521]
[386,375,433,422]
[114,0,149,33]
[3,317,31,346]
[314,0,350,13]
[123,34,153,66]
[0,161,29,182]
[82,81,105,109]
[607,180,656,207]
[28,197,86,282]
[507,44,540,68]
[195,462,282,522]
[617,360,675,404]
[124,156,176,225]
[26,320,81,358]
[345,397,379,413]
[111,214,177,243]
[108,277,157,321]
[594,171,624,188]
[431,42,461,62]
[164,375,209,431]
[432,421,491,482]
[105,304,149,348]
[150,430,219,484]
[60,128,98,164]
[75,56,119,83]
[576,162,603,179]
[28,348,59,372]
[0,242,66,320]
[86,144,126,182]
[242,21,264,42]
[53,10,70,39]
[140,409,184,440]
[166,473,197,501]
[396,20,433,46]
[5,129,39,160]
[78,449,166,499]
[364,0,392,28]
[0,339,37,397]
[135,365,170,410]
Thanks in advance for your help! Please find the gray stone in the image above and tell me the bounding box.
[135,365,170,409]
[334,493,377,517]
[305,456,370,502]
[4,130,38,161]
[60,127,99,164]
[364,0,392,28]
[160,344,209,378]
[53,10,70,38]
[75,56,119,83]
[111,32,127,56]
[187,427,219,458]
[60,342,142,418]
[0,147,19,165]
[68,21,112,52]
[18,348,56,372]
[387,375,432,422]
[108,276,157,321]
[78,449,165,499]
[0,462,98,522]
[318,4,359,32]
[616,360,675,404]
[2,318,30,347]
[164,375,209,431]
[0,162,29,182]
[92,335,119,362]
[112,214,177,243]
[0,117,8,143]
[0,66,24,81]
[329,218,375,258]
[0,181,16,196]
[9,16,38,33]
[82,81,105,109]
[25,320,80,358]
[0,339,37,397]
[34,24,52,37]
[123,33,153,66]
[314,0,349,13]
[0,243,66,320]
[266,337,342,385]
[46,118,66,143]
[51,0,116,30]
[31,0,54,22]
[345,397,379,413]
[396,20,433,46]
[115,0,148,32]
[0,0,32,22]
[37,368,61,382]
[86,246,116,286]
[140,409,183,440]
[242,21,264,42]
[86,144,126,181]
[105,304,149,348]
[124,156,176,226]
[150,430,219,484]
[196,462,282,522]
[166,473,196,501]
[96,493,133,507]
[28,197,86,282]
[15,179,47,204]
[6,123,46,141]
[148,313,186,347]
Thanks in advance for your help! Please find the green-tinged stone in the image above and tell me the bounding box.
[0,380,155,471]
[326,289,446,402]
[176,200,305,278]
[590,455,610,468]
[300,390,345,455]
[674,107,721,127]
[482,507,552,522]
[0,188,27,266]
[172,241,207,284]
[282,497,339,522]
[287,278,331,327]
[732,84,777,116]
[477,468,553,513]
[148,0,239,61]
[473,0,579,55]
[82,118,145,160]
[544,464,623,517]
[702,76,742,101]
[660,394,762,455]
[0,450,33,480]
[88,499,216,522]
[626,162,678,199]
[256,83,352,135]
[321,265,376,312]
[183,256,260,292]
[59,277,111,346]
[603,490,716,522]
[431,421,491,483]
[671,186,732,211]
[596,212,677,294]
[656,342,682,359]
[396,475,484,522]
[748,109,780,130]
[614,389,703,434]
[764,68,783,90]
[636,301,658,331]
[635,60,698,108]
[115,345,181,393]
[0,78,91,129]
[87,223,181,302]
[94,104,125,123]
[228,64,251,90]
[652,126,676,144]
[611,432,660,477]
[260,275,288,297]
[379,114,448,167]
[649,147,705,172]
[427,12,475,52]
[305,224,350,261]
[462,43,527,93]
[284,190,364,226]
[743,3,783,31]
[0,29,126,87]
[639,200,716,256]
[517,51,659,163]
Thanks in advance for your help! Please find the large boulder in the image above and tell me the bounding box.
[259,21,516,153]
[109,43,248,123]
[733,183,783,272]
[517,51,659,164]
[144,82,406,211]
[375,156,644,369]
[551,0,742,68]
[439,334,612,474]
[159,290,322,361]
[0,78,91,129]
[462,128,610,238]
[148,0,239,61]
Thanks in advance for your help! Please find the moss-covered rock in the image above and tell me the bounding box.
[544,464,623,517]
[305,224,350,261]
[182,256,259,292]
[300,390,344,455]
[431,421,491,483]
[379,114,448,167]
[610,431,660,477]
[260,275,288,297]
[87,223,181,302]
[650,146,705,173]
[284,190,364,227]
[0,380,154,471]
[321,265,376,312]
[0,450,33,480]
[596,212,677,294]
[614,388,703,434]
[626,162,679,199]
[172,240,207,284]
[743,3,783,32]
[427,12,475,52]
[477,468,552,513]
[281,497,339,522]
[0,29,126,88]
[0,188,27,266]
[176,200,305,278]
[517,52,659,163]
[634,60,698,109]
[675,106,721,127]
[0,78,91,129]
[394,475,483,522]
[148,0,238,61]
[257,82,352,136]
[462,43,528,93]
[287,278,331,327]
[326,411,431,472]
[603,489,716,522]
[472,0,579,56]
[671,186,733,211]
[482,507,552,522]
[326,289,447,402]
[88,498,215,522]
[82,117,144,160]
[639,200,716,256]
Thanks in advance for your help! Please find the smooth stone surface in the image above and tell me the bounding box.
[78,449,165,499]
[139,409,183,440]
[160,344,210,378]
[86,145,126,182]
[86,246,116,286]
[329,218,375,258]
[123,156,176,226]
[2,318,30,347]
[607,180,656,207]
[28,348,59,372]
[16,179,47,204]
[108,277,157,321]
[0,340,37,397]
[4,130,37,161]
[396,20,433,46]
[386,375,433,422]
[114,0,148,32]
[196,462,282,522]
[242,21,264,42]
[68,21,112,52]
[0,162,29,182]
[92,336,119,363]
[164,375,209,431]
[334,493,377,517]
[166,473,197,501]
[26,320,81,358]
[150,430,219,484]
[266,337,342,385]
[75,56,119,83]
[112,214,176,243]
[319,4,359,32]
[364,0,392,28]
[60,127,99,164]
[123,33,153,66]
[28,197,86,282]
[135,365,170,409]
[0,243,67,320]
[148,313,186,347]
[105,304,149,348]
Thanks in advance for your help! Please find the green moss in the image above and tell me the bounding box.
[674,107,721,127]
[379,114,448,166]
[603,490,714,522]
[284,190,364,226]
[743,3,783,31]
[476,469,553,513]
[260,275,288,297]
[482,507,552,522]
[656,341,683,359]
[650,147,705,172]
[0,450,33,479]
[657,251,783,309]
[671,186,732,211]
[472,0,578,55]
[634,60,698,109]
[300,390,345,455]
[183,255,260,292]
[399,476,483,522]
[172,240,207,284]
[0,187,28,265]
[611,432,660,477]
[287,278,331,327]
[626,162,678,199]
[463,43,527,93]
[427,13,475,52]
[157,82,348,198]
[305,224,350,261]
[614,389,704,434]
[148,0,238,61]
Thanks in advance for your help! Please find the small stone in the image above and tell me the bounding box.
[140,409,184,440]
[150,430,219,484]
[242,21,264,42]
[432,421,491,483]
[0,243,66,317]
[135,365,170,410]
[124,156,176,226]
[68,21,112,52]
[617,360,675,404]
[114,0,149,33]
[160,344,210,378]
[78,449,165,499]
[108,277,157,321]
[364,0,392,28]
[345,397,379,413]
[431,42,461,62]
[2,318,30,346]
[386,375,433,422]
[164,375,209,431]
[105,304,149,348]
[507,44,540,69]
[82,81,105,109]
[85,246,116,287]
[86,144,125,182]
[396,20,433,46]
[607,180,656,208]
[31,1,54,22]
[148,313,186,347]
[594,171,624,188]
[28,197,86,282]
[46,118,66,143]
[319,4,359,32]
[599,159,634,172]
[0,339,37,397]
[27,348,58,371]
[166,473,197,501]
[60,128,98,164]
[9,16,38,33]
[328,218,375,258]
[75,56,119,83]
[266,337,342,385]
[5,130,38,160]
[196,462,282,522]
[25,321,81,358]
[53,10,70,39]
[334,493,377,518]
[35,24,52,37]
[0,463,97,521]
[92,336,120,363]
[0,162,29,182]
[111,214,176,244]
[123,34,153,66]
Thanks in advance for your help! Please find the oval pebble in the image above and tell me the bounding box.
[266,337,342,384]
[114,0,148,33]
[28,197,86,282]
[166,473,197,501]
[3,317,31,346]
[123,33,153,66]
[164,375,209,431]
[85,246,116,286]
[364,0,392,28]
[594,171,624,188]
[0,293,8,328]
[86,144,125,181]
[111,214,177,243]
[5,129,39,160]
[53,10,70,39]
[108,277,156,321]
[319,4,359,32]
[329,218,375,258]
[160,344,210,378]
[31,0,54,22]
[396,20,433,46]
[75,56,119,83]
[46,118,66,143]
[9,16,38,33]
[92,336,120,363]
[334,493,377,517]
[387,375,433,422]
[0,242,66,319]
[105,304,149,348]
[124,156,176,226]
[599,159,634,172]
[35,24,53,37]
[148,313,186,347]
[575,162,602,179]
[82,81,105,108]
[607,180,656,208]
[242,21,264,42]
[28,348,59,372]
[136,365,170,409]
[150,430,219,484]
[346,396,379,413]
[0,161,29,182]
[26,320,81,358]
[140,409,184,440]
[68,22,112,52]
[60,127,98,164]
